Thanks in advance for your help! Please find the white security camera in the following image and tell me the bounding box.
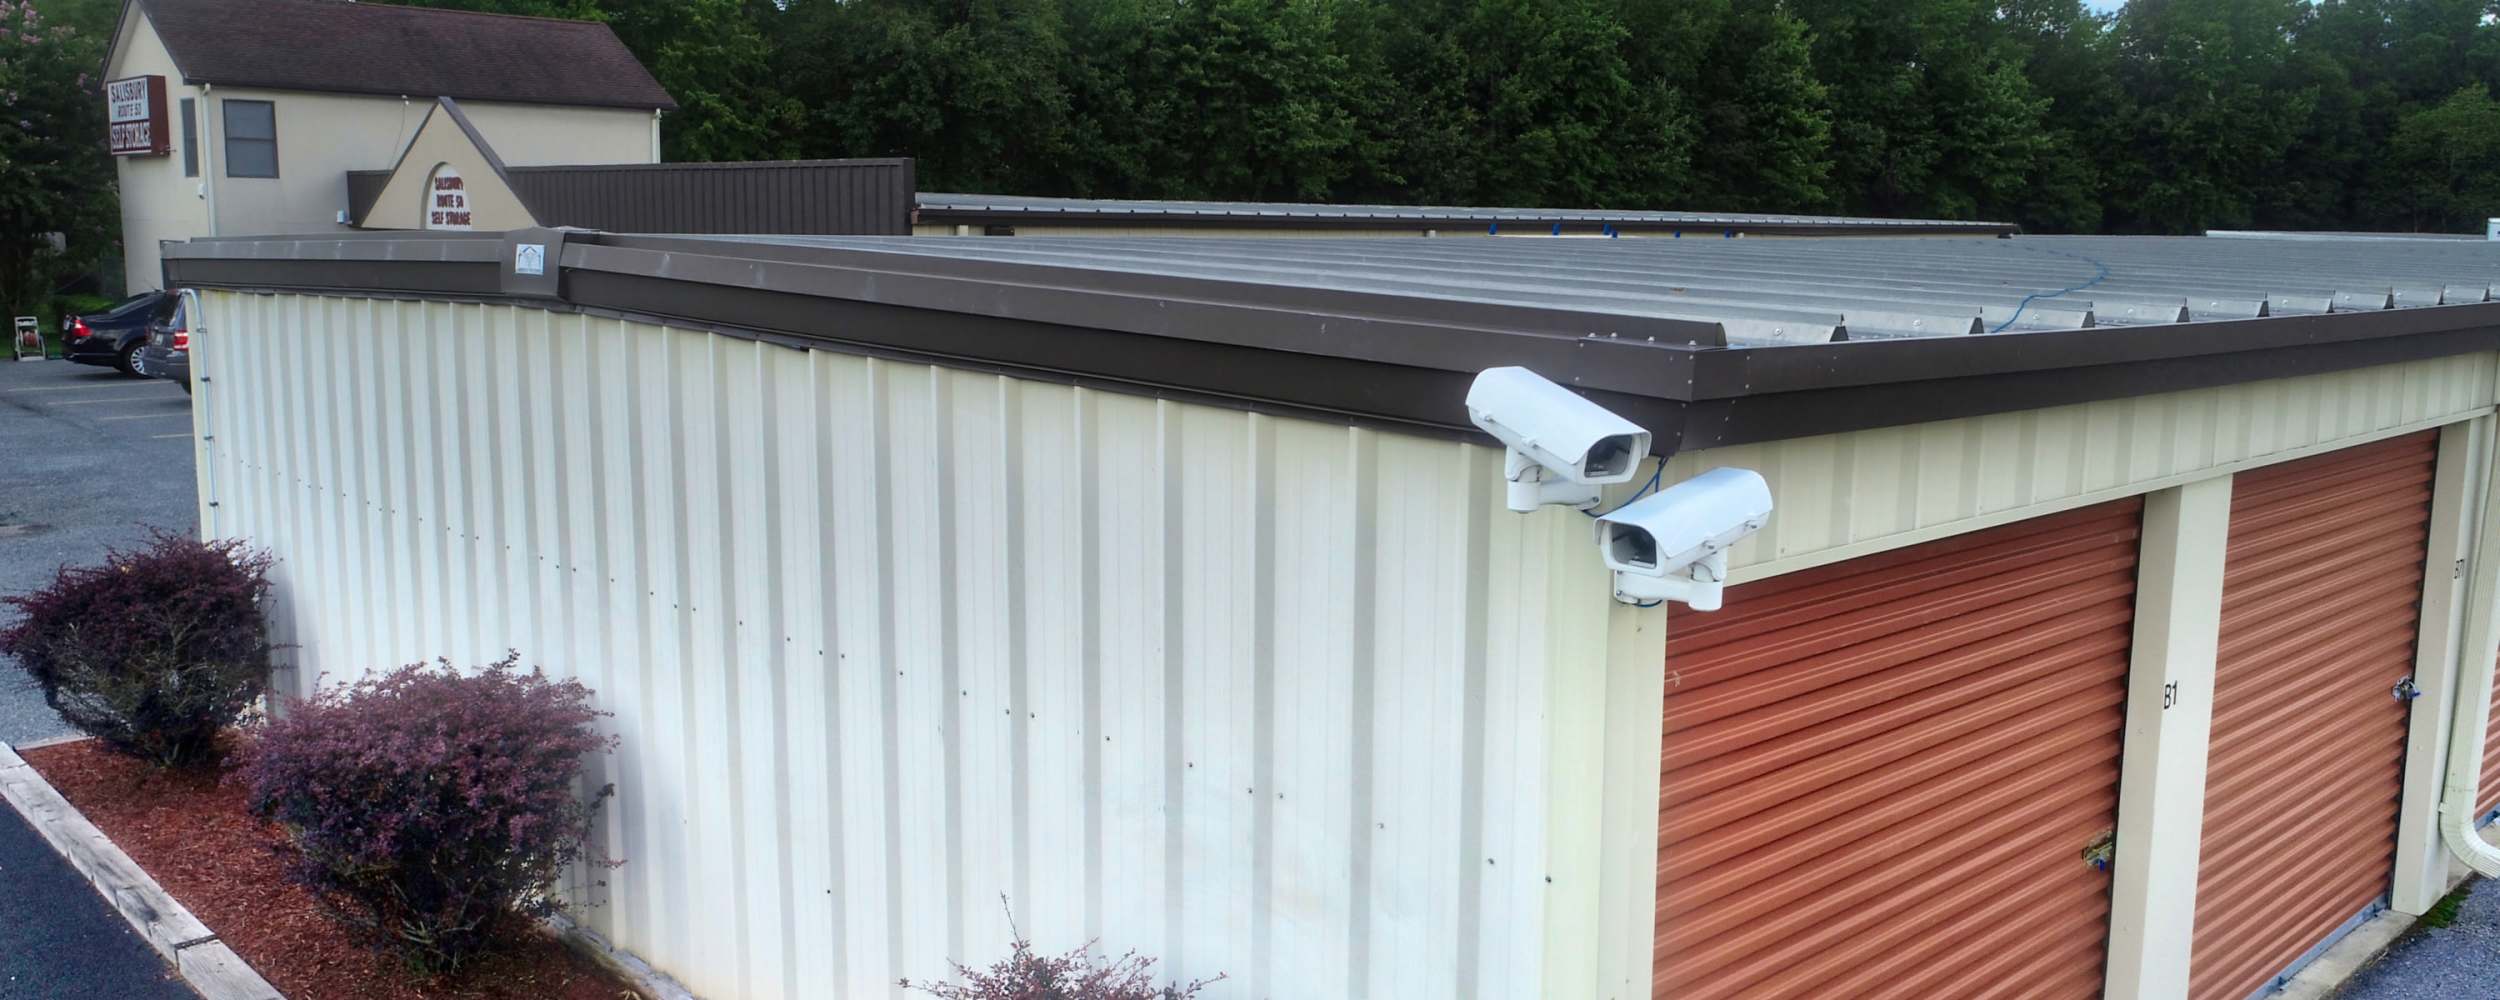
[1466,367,1653,512]
[1593,467,1773,611]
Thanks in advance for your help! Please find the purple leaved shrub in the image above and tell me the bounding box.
[903,898,1223,1000]
[239,653,616,972]
[0,531,275,768]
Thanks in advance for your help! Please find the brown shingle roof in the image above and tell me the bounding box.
[126,0,675,110]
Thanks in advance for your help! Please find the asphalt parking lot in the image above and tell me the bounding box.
[0,358,197,745]
[0,802,195,1000]
[2340,876,2500,1000]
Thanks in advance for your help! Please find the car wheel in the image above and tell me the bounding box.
[116,345,141,376]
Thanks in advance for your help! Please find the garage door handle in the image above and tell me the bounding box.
[2082,830,2116,873]
[2394,677,2422,702]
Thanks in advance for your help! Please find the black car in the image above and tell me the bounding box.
[135,290,195,393]
[62,290,174,375]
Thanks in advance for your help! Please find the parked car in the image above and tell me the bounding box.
[135,290,196,393]
[62,290,174,375]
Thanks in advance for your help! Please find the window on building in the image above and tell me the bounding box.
[179,98,198,177]
[222,100,277,178]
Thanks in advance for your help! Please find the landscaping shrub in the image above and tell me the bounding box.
[0,532,276,768]
[239,654,615,974]
[903,900,1222,1000]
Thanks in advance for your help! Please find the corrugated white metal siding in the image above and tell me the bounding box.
[191,290,1620,1000]
[1688,355,2496,581]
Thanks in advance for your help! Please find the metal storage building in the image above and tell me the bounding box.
[160,228,2500,1000]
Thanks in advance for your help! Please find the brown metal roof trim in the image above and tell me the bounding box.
[117,0,676,111]
[159,230,2500,455]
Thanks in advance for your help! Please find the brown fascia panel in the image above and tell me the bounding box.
[159,232,2500,459]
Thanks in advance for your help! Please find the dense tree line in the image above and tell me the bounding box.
[750,0,2500,233]
[689,0,2500,234]
[25,0,2500,245]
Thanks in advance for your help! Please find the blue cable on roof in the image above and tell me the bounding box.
[1991,245,2112,333]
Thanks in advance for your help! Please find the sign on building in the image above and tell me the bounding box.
[106,76,170,156]
[425,164,473,230]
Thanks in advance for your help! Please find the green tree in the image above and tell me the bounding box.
[1056,0,1164,195]
[1695,6,1834,212]
[1453,0,1692,208]
[1615,0,1833,213]
[2099,0,2314,232]
[28,0,114,41]
[2265,0,2387,229]
[1996,0,2119,231]
[1787,0,2056,220]
[1056,0,1368,201]
[1159,0,1365,200]
[2380,84,2500,231]
[780,0,1072,193]
[0,0,116,317]
[602,0,799,161]
[397,0,795,162]
[1329,0,1479,203]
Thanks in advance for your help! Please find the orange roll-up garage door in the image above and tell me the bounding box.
[2190,432,2434,1000]
[1656,500,2142,999]
[2482,679,2500,820]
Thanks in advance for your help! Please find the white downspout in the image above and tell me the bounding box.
[2443,412,2500,876]
[199,83,218,237]
[650,108,662,162]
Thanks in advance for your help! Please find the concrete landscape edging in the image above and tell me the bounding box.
[0,739,284,1000]
[2274,857,2477,1000]
[544,910,701,1000]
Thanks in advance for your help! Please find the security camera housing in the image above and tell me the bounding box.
[1594,467,1774,610]
[1465,366,1653,512]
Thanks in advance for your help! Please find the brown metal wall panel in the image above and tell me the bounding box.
[504,158,914,234]
[2190,432,2434,1000]
[1657,500,2142,999]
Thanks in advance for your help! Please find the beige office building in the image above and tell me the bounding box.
[100,0,674,293]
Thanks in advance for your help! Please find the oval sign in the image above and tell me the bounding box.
[424,163,473,231]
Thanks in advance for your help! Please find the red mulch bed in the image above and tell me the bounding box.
[22,737,640,1000]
